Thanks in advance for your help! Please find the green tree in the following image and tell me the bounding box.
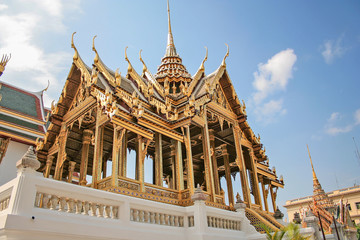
[258,223,285,240]
[258,223,308,240]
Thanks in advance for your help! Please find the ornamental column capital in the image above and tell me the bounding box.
[82,129,93,144]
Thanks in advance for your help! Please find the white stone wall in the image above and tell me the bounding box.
[0,140,29,186]
[0,162,266,240]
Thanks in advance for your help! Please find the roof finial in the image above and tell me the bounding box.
[0,54,11,77]
[167,0,172,36]
[307,144,317,180]
[221,43,229,66]
[92,35,99,63]
[42,80,50,92]
[71,32,79,61]
[165,0,177,57]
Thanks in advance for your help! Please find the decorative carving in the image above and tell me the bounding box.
[95,89,117,119]
[35,138,44,151]
[115,68,121,86]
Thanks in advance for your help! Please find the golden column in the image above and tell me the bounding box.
[202,106,216,202]
[135,135,145,192]
[67,161,76,183]
[184,125,195,195]
[175,140,184,190]
[54,123,68,180]
[112,127,125,187]
[154,133,163,186]
[209,129,220,195]
[92,124,104,187]
[221,144,234,207]
[232,124,251,207]
[249,149,262,209]
[170,142,176,189]
[260,176,269,212]
[79,129,93,186]
[120,130,128,177]
[270,186,277,212]
[44,155,54,178]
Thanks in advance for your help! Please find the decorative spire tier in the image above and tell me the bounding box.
[155,0,192,88]
[307,145,334,210]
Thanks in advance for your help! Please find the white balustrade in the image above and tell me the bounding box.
[130,208,185,227]
[188,216,195,227]
[0,196,10,212]
[35,192,119,219]
[207,216,241,231]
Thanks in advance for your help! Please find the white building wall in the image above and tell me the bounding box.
[0,161,266,240]
[0,141,29,186]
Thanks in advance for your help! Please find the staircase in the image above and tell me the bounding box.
[245,208,283,233]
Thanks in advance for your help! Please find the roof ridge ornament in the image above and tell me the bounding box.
[139,49,147,74]
[0,54,11,76]
[200,47,208,70]
[42,80,50,92]
[92,35,99,63]
[221,43,229,67]
[71,32,79,61]
[124,46,132,74]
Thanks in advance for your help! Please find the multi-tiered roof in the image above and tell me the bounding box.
[36,1,284,233]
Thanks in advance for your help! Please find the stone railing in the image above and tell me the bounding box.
[188,216,195,227]
[207,216,241,231]
[130,208,185,227]
[34,192,119,219]
[0,146,266,240]
[0,185,13,213]
[0,196,10,212]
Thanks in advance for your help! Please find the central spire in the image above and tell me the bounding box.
[166,0,177,56]
[155,0,192,88]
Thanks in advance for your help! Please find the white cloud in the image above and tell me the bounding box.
[321,35,346,64]
[251,49,297,124]
[0,0,81,107]
[328,112,340,122]
[254,99,287,124]
[29,0,63,17]
[253,49,297,104]
[325,109,360,135]
[0,4,8,11]
[355,109,360,125]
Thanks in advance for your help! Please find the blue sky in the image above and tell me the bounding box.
[1,0,359,217]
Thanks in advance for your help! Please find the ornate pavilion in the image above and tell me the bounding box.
[35,1,284,230]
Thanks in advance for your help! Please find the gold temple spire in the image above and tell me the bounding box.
[155,0,191,85]
[307,144,317,180]
[165,0,177,57]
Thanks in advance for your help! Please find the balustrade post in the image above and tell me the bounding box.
[191,185,208,232]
